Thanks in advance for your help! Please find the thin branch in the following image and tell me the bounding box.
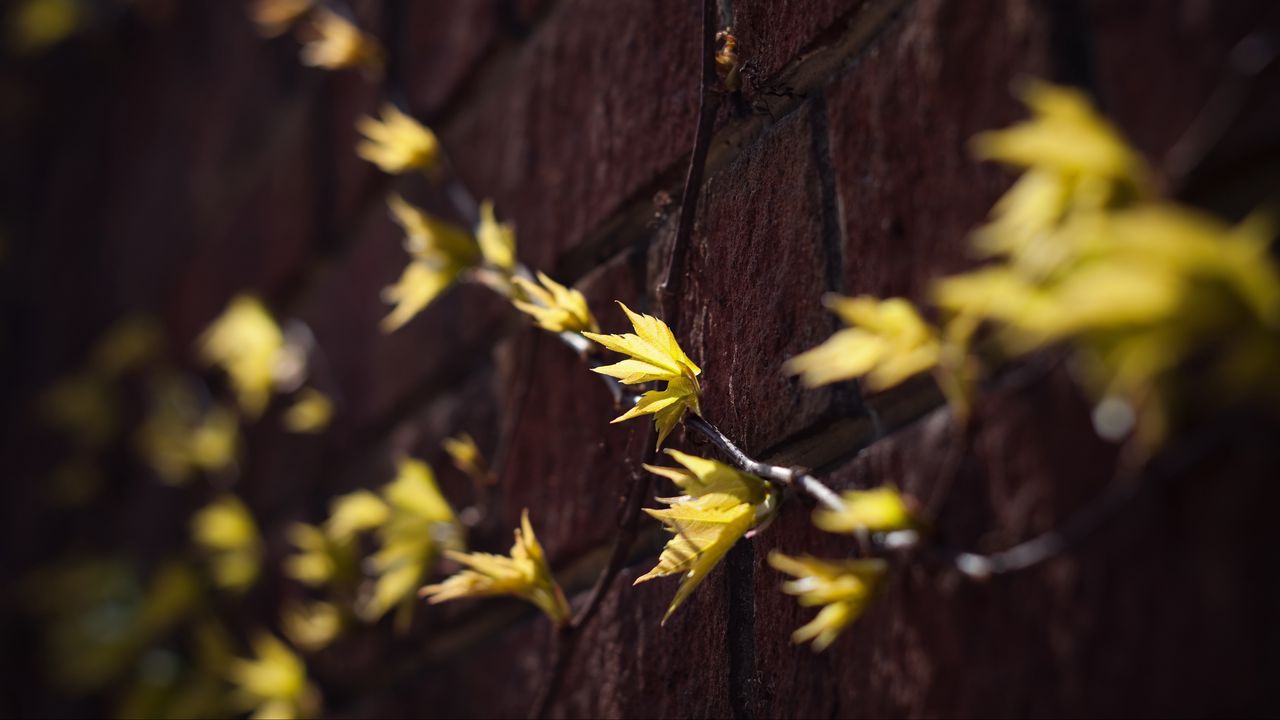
[1164,31,1279,192]
[684,413,846,512]
[529,2,720,715]
[657,0,722,319]
[529,624,577,720]
[935,441,1147,579]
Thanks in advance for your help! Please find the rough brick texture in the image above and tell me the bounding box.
[3,0,1280,718]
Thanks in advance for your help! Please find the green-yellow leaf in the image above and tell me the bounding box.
[476,200,517,272]
[636,450,777,623]
[511,271,598,334]
[785,295,941,390]
[811,487,917,535]
[584,302,701,382]
[768,551,887,651]
[420,509,570,626]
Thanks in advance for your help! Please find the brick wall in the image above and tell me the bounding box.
[4,0,1280,717]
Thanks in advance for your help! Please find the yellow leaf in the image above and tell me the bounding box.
[387,194,478,266]
[972,79,1146,185]
[359,459,461,625]
[380,260,457,333]
[384,457,455,522]
[197,294,286,419]
[785,295,940,390]
[811,487,916,535]
[379,195,480,331]
[1090,204,1280,327]
[282,523,337,587]
[191,495,261,593]
[768,552,886,651]
[584,302,701,382]
[281,600,341,653]
[636,450,777,623]
[299,8,381,73]
[134,376,239,485]
[511,271,598,334]
[356,104,441,176]
[612,376,701,449]
[325,489,389,543]
[248,0,312,38]
[7,0,80,55]
[970,81,1149,276]
[476,200,517,272]
[228,632,319,719]
[442,433,495,487]
[584,303,702,445]
[282,388,333,434]
[421,509,570,626]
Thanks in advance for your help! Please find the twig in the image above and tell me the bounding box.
[529,624,577,720]
[1164,31,1279,192]
[924,410,976,520]
[657,0,722,319]
[685,414,846,512]
[936,441,1147,579]
[931,415,1239,579]
[529,3,720,715]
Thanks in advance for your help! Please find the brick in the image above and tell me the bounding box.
[401,1,505,118]
[826,0,1052,302]
[353,619,547,719]
[295,213,515,436]
[1084,1,1280,204]
[747,366,1280,716]
[665,100,840,456]
[551,564,735,719]
[169,115,318,342]
[732,0,866,85]
[490,247,653,562]
[441,0,702,270]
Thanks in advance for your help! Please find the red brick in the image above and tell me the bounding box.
[747,366,1280,716]
[352,619,547,719]
[666,100,840,456]
[296,213,515,436]
[441,0,702,270]
[402,1,505,118]
[1084,1,1280,201]
[551,564,735,719]
[491,248,653,562]
[733,0,866,85]
[826,0,1051,301]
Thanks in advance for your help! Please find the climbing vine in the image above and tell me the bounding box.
[15,0,1280,718]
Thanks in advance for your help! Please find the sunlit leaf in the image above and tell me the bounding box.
[197,295,287,419]
[282,388,333,434]
[298,8,381,73]
[512,271,597,335]
[584,302,702,446]
[227,632,319,720]
[785,295,941,390]
[636,450,777,623]
[768,552,886,651]
[248,0,312,38]
[811,487,917,535]
[356,103,441,176]
[476,200,517,272]
[191,495,262,593]
[420,509,570,626]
